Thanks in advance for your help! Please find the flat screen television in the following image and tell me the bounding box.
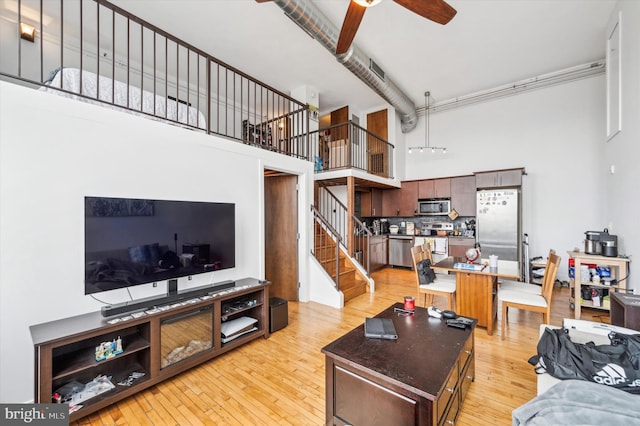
[84,196,235,295]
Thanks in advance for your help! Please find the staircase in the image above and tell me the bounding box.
[314,222,368,302]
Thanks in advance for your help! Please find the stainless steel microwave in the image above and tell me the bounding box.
[418,199,451,216]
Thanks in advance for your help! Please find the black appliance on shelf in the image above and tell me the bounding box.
[584,228,618,257]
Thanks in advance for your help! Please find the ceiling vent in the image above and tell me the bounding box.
[369,59,385,81]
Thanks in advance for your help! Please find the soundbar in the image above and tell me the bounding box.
[101,280,235,317]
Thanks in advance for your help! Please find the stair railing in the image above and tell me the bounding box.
[311,205,341,291]
[352,216,371,275]
[317,185,371,275]
[317,185,348,248]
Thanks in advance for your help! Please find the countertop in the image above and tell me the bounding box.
[369,233,475,239]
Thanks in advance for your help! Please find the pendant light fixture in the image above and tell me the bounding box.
[408,91,447,154]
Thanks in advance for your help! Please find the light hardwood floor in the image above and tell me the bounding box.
[74,268,607,425]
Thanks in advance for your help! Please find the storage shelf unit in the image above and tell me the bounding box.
[31,278,270,422]
[567,251,629,319]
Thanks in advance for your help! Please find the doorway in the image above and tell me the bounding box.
[264,170,299,301]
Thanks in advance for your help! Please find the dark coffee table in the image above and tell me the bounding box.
[322,303,476,426]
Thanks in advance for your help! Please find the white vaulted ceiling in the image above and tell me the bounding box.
[110,0,616,117]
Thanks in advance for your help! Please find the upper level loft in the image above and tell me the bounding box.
[0,0,396,186]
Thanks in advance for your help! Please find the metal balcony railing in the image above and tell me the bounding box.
[0,0,310,160]
[309,121,394,179]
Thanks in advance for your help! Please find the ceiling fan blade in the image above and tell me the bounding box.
[336,1,367,55]
[393,0,457,25]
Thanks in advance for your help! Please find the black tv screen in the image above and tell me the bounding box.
[84,196,235,295]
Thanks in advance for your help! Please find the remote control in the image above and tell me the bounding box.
[446,319,470,329]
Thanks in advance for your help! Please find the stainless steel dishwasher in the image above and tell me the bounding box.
[388,235,414,268]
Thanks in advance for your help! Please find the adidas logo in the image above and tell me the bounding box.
[593,363,627,386]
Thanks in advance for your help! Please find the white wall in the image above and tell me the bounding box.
[0,82,323,403]
[604,0,640,293]
[402,76,607,282]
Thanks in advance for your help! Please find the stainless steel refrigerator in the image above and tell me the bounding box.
[476,189,520,262]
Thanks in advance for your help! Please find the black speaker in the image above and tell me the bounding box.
[269,297,288,333]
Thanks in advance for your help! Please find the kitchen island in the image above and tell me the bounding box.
[432,257,520,335]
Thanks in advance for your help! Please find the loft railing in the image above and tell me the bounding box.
[0,0,310,160]
[309,121,394,179]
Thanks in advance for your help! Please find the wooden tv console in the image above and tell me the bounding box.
[30,278,270,421]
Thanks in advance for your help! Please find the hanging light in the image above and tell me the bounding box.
[408,91,447,154]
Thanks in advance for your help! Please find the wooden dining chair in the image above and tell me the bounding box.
[411,243,456,310]
[499,252,561,339]
[499,250,557,294]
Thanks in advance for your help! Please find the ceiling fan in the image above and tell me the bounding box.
[336,0,457,55]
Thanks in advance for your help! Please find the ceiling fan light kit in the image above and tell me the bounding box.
[408,91,447,154]
[353,0,383,7]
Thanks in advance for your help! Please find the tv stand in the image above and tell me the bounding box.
[101,280,236,317]
[31,278,269,422]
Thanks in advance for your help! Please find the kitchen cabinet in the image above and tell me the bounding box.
[448,237,476,258]
[418,178,451,199]
[381,188,401,217]
[370,236,388,272]
[361,188,383,217]
[474,168,523,188]
[400,181,419,216]
[450,175,476,216]
[382,181,417,217]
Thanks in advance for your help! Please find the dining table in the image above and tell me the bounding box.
[432,257,521,335]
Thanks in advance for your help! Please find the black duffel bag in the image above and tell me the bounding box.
[530,327,640,393]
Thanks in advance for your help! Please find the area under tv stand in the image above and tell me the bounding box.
[30,277,270,422]
[100,279,238,317]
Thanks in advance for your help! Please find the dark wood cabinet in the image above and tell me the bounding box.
[450,175,476,216]
[474,168,523,188]
[382,188,401,217]
[400,181,419,216]
[383,181,418,217]
[361,188,383,217]
[370,236,388,271]
[382,181,418,217]
[610,292,640,331]
[323,303,475,426]
[418,178,451,199]
[30,279,270,422]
